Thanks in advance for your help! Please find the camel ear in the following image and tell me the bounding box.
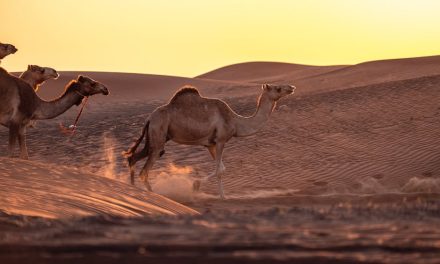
[27,65,32,70]
[77,75,86,83]
[262,84,270,91]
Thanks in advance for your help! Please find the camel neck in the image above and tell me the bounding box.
[19,72,39,90]
[233,92,276,137]
[33,88,83,120]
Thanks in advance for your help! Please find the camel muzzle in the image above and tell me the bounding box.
[52,73,60,79]
[10,46,18,54]
[101,86,109,95]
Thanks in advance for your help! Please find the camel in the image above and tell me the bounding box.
[19,65,59,91]
[0,43,17,61]
[0,74,109,159]
[124,84,295,199]
[19,65,60,128]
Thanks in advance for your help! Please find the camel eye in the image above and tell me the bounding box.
[277,87,281,92]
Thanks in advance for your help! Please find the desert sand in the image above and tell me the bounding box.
[1,55,440,263]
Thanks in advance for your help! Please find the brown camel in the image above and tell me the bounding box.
[125,84,295,199]
[19,65,59,91]
[0,74,109,159]
[0,43,17,61]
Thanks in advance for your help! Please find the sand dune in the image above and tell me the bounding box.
[10,71,258,103]
[196,61,346,83]
[2,57,440,263]
[197,56,440,96]
[0,158,198,218]
[2,73,438,201]
[3,63,440,200]
[294,55,440,94]
[160,74,440,199]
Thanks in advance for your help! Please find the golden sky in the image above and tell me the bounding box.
[1,0,439,77]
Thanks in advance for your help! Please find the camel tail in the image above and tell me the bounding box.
[124,120,150,162]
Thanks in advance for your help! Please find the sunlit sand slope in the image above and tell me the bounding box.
[0,158,198,218]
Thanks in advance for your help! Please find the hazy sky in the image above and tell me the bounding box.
[1,0,439,76]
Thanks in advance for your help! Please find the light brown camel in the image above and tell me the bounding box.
[0,74,109,159]
[0,43,17,61]
[125,84,295,199]
[19,65,59,91]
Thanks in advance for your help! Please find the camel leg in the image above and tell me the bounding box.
[139,150,161,191]
[138,119,166,192]
[207,145,226,179]
[8,125,19,158]
[129,166,135,185]
[192,146,219,192]
[214,142,226,199]
[129,148,149,185]
[17,126,29,160]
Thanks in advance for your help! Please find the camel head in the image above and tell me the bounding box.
[0,43,18,59]
[262,84,295,101]
[66,75,109,105]
[75,75,109,96]
[26,65,59,85]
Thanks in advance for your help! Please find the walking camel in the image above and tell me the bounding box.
[0,74,109,159]
[125,84,295,199]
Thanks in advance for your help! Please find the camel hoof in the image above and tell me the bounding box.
[193,180,201,192]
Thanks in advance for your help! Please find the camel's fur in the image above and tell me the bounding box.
[125,84,295,199]
[0,74,109,159]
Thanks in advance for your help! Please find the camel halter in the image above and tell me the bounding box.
[59,92,89,137]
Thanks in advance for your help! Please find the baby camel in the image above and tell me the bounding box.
[125,84,295,199]
[0,74,109,159]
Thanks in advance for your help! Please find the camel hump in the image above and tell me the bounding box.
[170,86,201,102]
